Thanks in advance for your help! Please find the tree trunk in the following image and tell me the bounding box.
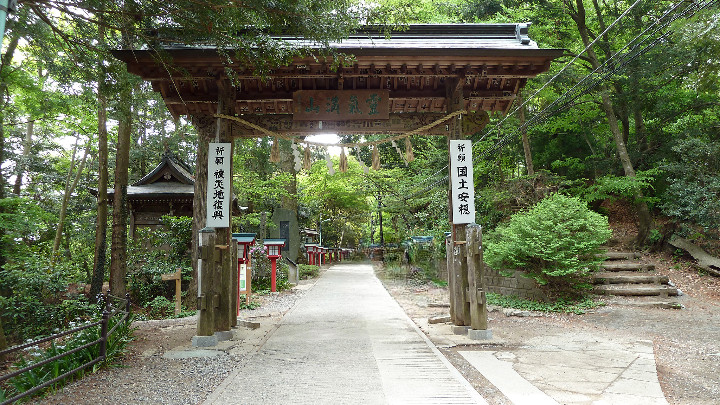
[13,120,33,196]
[91,90,109,299]
[110,78,133,297]
[280,139,298,211]
[90,12,109,299]
[518,92,534,176]
[53,137,90,258]
[569,0,652,246]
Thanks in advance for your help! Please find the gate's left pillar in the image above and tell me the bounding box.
[191,114,216,346]
[213,79,236,340]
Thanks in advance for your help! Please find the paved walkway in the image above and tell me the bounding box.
[204,263,487,405]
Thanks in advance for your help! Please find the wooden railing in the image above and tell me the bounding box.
[0,293,131,405]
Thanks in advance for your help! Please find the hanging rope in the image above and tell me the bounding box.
[213,109,466,148]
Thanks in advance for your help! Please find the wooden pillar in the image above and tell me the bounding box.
[213,78,236,334]
[190,115,216,303]
[230,239,238,327]
[197,228,215,336]
[446,76,470,326]
[466,224,488,330]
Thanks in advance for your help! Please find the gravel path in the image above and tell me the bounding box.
[30,286,311,405]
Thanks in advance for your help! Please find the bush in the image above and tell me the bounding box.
[298,264,319,279]
[484,194,611,292]
[1,311,135,402]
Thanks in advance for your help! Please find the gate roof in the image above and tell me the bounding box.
[113,24,563,132]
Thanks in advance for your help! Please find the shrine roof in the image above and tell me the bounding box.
[108,182,195,199]
[133,151,194,186]
[113,23,564,121]
[154,24,552,55]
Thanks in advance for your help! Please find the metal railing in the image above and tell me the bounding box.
[0,292,131,405]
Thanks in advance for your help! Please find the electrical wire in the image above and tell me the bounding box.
[475,0,718,160]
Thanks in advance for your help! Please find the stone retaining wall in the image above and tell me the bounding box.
[483,266,549,302]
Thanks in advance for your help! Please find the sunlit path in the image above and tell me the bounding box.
[204,263,487,405]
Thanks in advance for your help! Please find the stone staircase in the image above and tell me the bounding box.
[591,251,680,298]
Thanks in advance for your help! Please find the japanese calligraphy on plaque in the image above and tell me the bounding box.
[206,143,231,228]
[449,140,476,224]
[293,90,389,121]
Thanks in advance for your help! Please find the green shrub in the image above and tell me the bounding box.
[484,194,611,292]
[298,264,319,279]
[486,293,603,314]
[147,296,176,319]
[1,311,135,402]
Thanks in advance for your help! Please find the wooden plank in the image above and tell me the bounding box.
[600,263,656,272]
[230,113,453,136]
[466,224,488,331]
[591,274,670,285]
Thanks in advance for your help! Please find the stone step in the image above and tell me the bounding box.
[591,271,670,284]
[593,284,679,297]
[597,251,643,260]
[600,262,655,272]
[591,273,669,285]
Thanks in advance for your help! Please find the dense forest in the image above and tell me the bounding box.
[0,0,718,349]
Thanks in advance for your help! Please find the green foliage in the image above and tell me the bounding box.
[486,293,603,315]
[126,217,193,307]
[238,301,261,310]
[660,136,720,229]
[0,250,95,342]
[2,312,135,402]
[573,169,662,206]
[147,296,176,319]
[298,264,320,279]
[484,194,611,290]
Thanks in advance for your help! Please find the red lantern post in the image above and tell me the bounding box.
[305,243,318,265]
[232,233,256,313]
[264,239,286,292]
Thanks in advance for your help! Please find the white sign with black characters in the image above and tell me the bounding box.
[449,140,475,224]
[206,143,232,228]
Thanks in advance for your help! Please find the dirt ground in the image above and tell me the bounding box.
[24,249,720,404]
[382,247,720,405]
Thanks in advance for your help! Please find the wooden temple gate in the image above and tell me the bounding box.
[114,24,562,340]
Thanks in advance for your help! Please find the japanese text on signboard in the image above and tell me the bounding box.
[293,90,389,121]
[206,143,231,228]
[449,140,475,224]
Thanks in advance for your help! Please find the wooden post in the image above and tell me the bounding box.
[446,233,456,322]
[214,244,230,333]
[197,228,215,337]
[211,78,236,334]
[161,268,182,316]
[230,242,238,327]
[466,224,488,330]
[446,76,469,326]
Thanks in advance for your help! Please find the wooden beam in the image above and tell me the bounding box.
[228,113,453,136]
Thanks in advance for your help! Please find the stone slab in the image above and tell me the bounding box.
[468,329,493,340]
[215,330,234,341]
[452,325,470,335]
[460,351,560,405]
[163,349,222,359]
[192,335,218,347]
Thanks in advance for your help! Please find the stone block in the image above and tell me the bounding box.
[191,335,218,347]
[451,325,470,335]
[214,330,234,341]
[468,329,493,340]
[428,315,451,324]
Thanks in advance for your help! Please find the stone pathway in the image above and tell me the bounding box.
[204,263,487,405]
